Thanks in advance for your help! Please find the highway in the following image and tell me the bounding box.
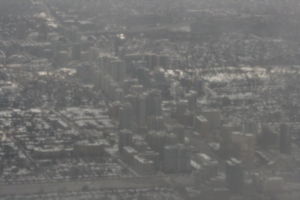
[0,175,193,195]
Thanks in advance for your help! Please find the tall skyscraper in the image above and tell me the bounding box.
[119,102,133,130]
[118,129,133,154]
[146,90,162,117]
[279,123,291,154]
[163,144,191,173]
[137,95,146,127]
[37,22,48,41]
[226,158,244,194]
[72,43,81,60]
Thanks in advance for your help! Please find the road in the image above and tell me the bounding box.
[0,175,193,195]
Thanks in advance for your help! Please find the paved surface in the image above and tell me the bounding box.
[0,174,194,195]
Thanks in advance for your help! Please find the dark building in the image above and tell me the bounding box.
[225,158,244,194]
[114,34,125,57]
[119,103,133,130]
[163,144,191,173]
[279,123,291,154]
[146,90,162,117]
[72,43,81,60]
[118,129,133,154]
[37,22,48,41]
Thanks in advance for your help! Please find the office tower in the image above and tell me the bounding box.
[88,47,99,64]
[0,51,5,66]
[135,67,150,86]
[16,21,27,40]
[108,101,122,119]
[243,120,258,135]
[170,81,183,101]
[72,43,81,60]
[165,133,178,146]
[147,116,164,131]
[144,54,158,70]
[37,22,48,41]
[194,77,204,95]
[119,103,133,130]
[76,63,93,83]
[132,140,148,152]
[220,124,234,158]
[146,90,162,117]
[114,88,124,102]
[114,34,125,56]
[123,146,137,165]
[177,144,191,173]
[110,60,126,83]
[123,79,139,93]
[230,132,256,167]
[129,85,144,94]
[202,110,221,131]
[132,155,155,175]
[163,145,178,173]
[176,99,188,123]
[260,124,278,149]
[118,129,133,154]
[146,131,167,157]
[172,124,185,143]
[185,90,197,112]
[139,151,160,171]
[163,144,191,173]
[158,55,169,68]
[279,123,291,154]
[195,115,209,137]
[136,95,146,127]
[56,51,69,67]
[225,158,244,194]
[80,51,88,62]
[99,56,112,73]
[124,94,138,123]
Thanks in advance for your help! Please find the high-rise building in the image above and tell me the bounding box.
[146,90,162,117]
[114,34,125,56]
[230,132,256,167]
[0,51,6,66]
[147,116,165,131]
[172,124,185,144]
[132,155,155,175]
[136,95,146,127]
[16,21,27,40]
[220,124,234,158]
[260,124,278,149]
[163,144,191,173]
[185,90,197,112]
[114,88,124,102]
[123,146,137,165]
[72,43,81,60]
[110,60,126,83]
[119,103,133,130]
[279,123,291,154]
[118,129,133,154]
[225,158,244,194]
[56,51,69,67]
[195,115,209,137]
[163,145,178,173]
[158,55,169,68]
[145,54,158,70]
[37,22,48,41]
[202,110,221,131]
